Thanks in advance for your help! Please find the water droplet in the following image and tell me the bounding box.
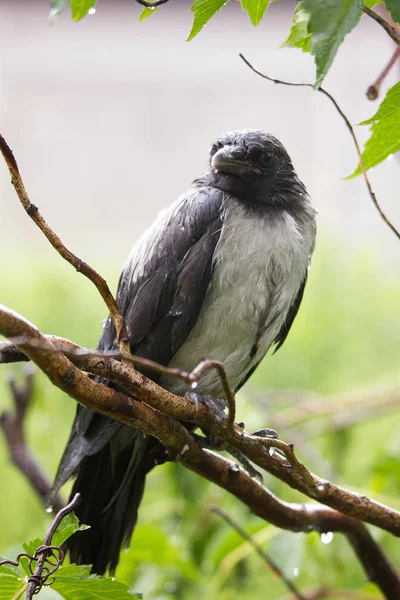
[321,531,334,545]
[46,506,53,514]
[88,7,96,15]
[293,567,299,577]
[317,484,325,492]
[191,381,198,390]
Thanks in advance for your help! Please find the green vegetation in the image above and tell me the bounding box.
[1,242,399,598]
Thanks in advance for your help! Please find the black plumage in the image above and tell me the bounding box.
[53,129,316,574]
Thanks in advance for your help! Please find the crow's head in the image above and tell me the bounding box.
[206,129,307,208]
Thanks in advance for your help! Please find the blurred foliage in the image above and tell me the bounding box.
[1,241,399,598]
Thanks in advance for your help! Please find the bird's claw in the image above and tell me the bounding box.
[251,427,279,440]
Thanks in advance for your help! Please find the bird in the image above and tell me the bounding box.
[52,129,316,575]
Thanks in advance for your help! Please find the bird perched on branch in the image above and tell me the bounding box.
[53,129,316,574]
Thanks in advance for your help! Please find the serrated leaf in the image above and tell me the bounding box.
[139,6,158,21]
[52,512,90,548]
[52,574,142,599]
[0,574,26,600]
[350,82,400,176]
[385,0,400,23]
[187,0,229,41]
[239,0,270,26]
[282,2,311,52]
[69,0,96,21]
[303,0,363,87]
[55,564,92,578]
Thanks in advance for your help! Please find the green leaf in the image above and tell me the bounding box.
[139,6,159,21]
[0,573,26,600]
[239,0,270,26]
[385,0,400,23]
[116,525,197,583]
[49,0,68,23]
[303,0,363,87]
[52,512,90,548]
[282,2,311,52]
[350,82,400,176]
[363,0,382,6]
[69,0,96,21]
[187,0,229,41]
[52,573,142,599]
[55,564,92,578]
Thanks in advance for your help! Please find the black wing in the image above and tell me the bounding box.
[53,185,223,494]
[100,185,223,362]
[273,273,307,352]
[235,274,308,392]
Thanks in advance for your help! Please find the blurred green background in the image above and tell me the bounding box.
[1,240,399,599]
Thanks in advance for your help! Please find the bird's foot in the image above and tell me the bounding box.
[192,430,263,482]
[185,392,228,423]
[251,427,279,440]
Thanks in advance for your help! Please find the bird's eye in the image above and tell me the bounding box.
[259,152,273,166]
[211,142,222,156]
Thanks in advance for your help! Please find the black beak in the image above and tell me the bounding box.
[211,146,261,181]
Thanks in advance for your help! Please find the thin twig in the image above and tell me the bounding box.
[366,46,400,100]
[26,493,81,599]
[362,6,400,46]
[0,369,64,512]
[239,54,400,243]
[0,134,131,356]
[211,506,308,600]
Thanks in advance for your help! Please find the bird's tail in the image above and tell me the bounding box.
[66,429,150,575]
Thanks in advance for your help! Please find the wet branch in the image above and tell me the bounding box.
[1,307,400,597]
[2,329,400,539]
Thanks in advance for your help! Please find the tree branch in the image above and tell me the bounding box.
[1,306,400,597]
[362,6,400,46]
[0,369,64,513]
[239,54,400,243]
[2,328,400,539]
[0,134,130,357]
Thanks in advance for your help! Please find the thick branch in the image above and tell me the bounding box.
[0,134,130,356]
[2,330,400,539]
[1,306,400,597]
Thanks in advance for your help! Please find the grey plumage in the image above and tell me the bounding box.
[53,129,316,574]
